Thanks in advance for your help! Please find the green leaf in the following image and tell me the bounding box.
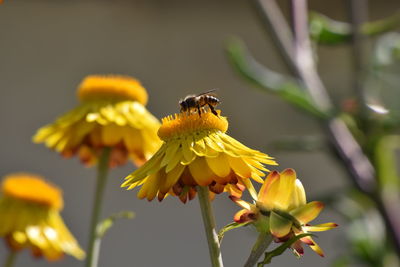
[225,38,327,119]
[309,12,351,45]
[218,221,251,243]
[257,233,313,266]
[309,10,400,45]
[96,211,135,238]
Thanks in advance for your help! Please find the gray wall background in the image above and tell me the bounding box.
[0,0,398,266]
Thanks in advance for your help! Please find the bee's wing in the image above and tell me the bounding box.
[196,88,219,97]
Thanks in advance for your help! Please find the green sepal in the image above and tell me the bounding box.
[218,221,251,243]
[269,211,293,238]
[96,211,135,238]
[254,214,270,234]
[257,233,314,266]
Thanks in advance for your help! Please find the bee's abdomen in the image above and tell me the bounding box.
[205,95,220,105]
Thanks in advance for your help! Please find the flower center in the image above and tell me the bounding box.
[2,174,63,210]
[157,110,228,141]
[77,75,148,105]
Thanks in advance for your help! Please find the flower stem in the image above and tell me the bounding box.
[3,251,17,267]
[85,147,111,267]
[197,186,224,267]
[244,232,273,267]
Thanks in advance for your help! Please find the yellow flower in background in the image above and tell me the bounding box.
[0,173,85,261]
[122,109,277,202]
[231,168,337,257]
[33,75,161,167]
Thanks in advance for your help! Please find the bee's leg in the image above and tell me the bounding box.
[208,104,218,116]
[197,104,202,117]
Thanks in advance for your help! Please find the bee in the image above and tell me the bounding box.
[179,89,220,117]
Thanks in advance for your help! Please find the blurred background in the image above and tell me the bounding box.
[0,0,399,266]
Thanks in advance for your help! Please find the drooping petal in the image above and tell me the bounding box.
[305,237,325,257]
[238,177,258,201]
[228,156,253,179]
[291,240,304,257]
[224,184,244,198]
[188,157,215,186]
[289,201,324,224]
[206,153,231,179]
[160,164,185,194]
[160,140,180,168]
[181,137,196,164]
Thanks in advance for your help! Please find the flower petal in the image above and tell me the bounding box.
[233,209,256,223]
[188,157,214,186]
[206,153,231,179]
[258,171,279,202]
[305,237,325,257]
[290,201,324,224]
[228,156,252,179]
[160,140,180,168]
[287,179,306,210]
[291,240,304,257]
[303,222,338,232]
[257,171,280,211]
[101,124,123,146]
[229,196,252,210]
[273,168,296,210]
[160,164,185,194]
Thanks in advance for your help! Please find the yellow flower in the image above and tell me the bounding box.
[0,173,85,261]
[33,75,161,167]
[122,109,277,202]
[231,168,337,257]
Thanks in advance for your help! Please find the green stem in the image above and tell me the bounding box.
[244,232,273,267]
[197,186,224,267]
[85,147,111,267]
[3,251,17,267]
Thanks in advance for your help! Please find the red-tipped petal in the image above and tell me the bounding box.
[291,240,304,257]
[233,209,256,223]
[308,238,325,257]
[225,184,243,198]
[290,201,324,224]
[258,171,279,201]
[300,236,315,245]
[303,223,338,232]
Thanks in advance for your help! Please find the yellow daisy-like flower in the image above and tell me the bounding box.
[231,168,337,257]
[0,173,85,261]
[33,75,161,167]
[122,109,277,202]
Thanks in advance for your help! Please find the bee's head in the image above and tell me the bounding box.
[179,99,188,111]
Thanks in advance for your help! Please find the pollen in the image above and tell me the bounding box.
[2,174,63,210]
[157,110,228,141]
[77,75,148,105]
